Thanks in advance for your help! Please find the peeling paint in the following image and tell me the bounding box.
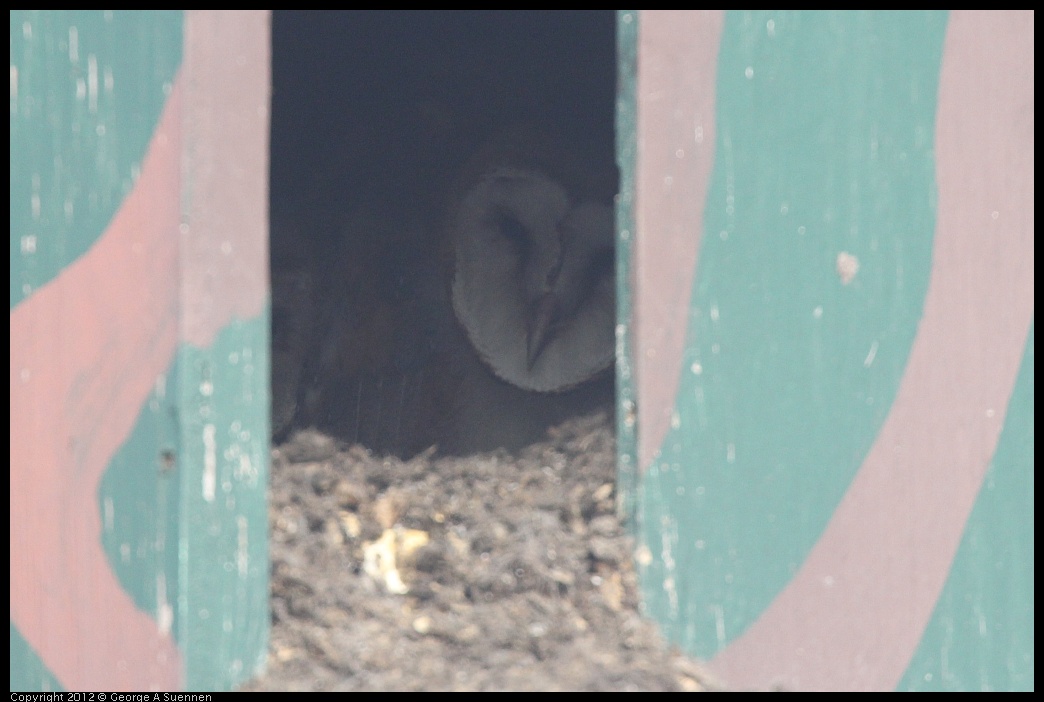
[202,423,216,502]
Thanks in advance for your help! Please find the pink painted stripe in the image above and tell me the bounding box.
[711,11,1034,691]
[180,10,270,348]
[635,10,724,472]
[10,80,185,690]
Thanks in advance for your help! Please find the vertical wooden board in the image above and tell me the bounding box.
[175,331,269,691]
[625,10,1033,691]
[10,10,185,691]
[10,10,271,691]
[614,10,639,519]
[175,10,272,691]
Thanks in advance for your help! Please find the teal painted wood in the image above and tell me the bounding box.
[9,10,182,309]
[615,10,639,522]
[898,326,1034,691]
[624,10,1033,691]
[176,328,270,691]
[640,7,945,658]
[99,363,182,638]
[10,10,270,692]
[9,626,63,692]
[9,12,185,690]
[98,331,270,691]
[173,10,272,689]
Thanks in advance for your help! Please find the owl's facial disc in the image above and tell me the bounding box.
[452,168,615,392]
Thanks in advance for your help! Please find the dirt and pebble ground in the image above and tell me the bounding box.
[240,412,724,692]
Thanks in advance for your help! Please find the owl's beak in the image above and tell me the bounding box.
[526,292,560,371]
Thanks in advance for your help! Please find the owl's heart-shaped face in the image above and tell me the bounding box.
[451,167,615,393]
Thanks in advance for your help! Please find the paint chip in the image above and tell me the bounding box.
[836,251,860,284]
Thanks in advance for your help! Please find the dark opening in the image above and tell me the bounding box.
[270,10,618,457]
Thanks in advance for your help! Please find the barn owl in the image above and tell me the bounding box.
[442,126,618,452]
[271,127,616,456]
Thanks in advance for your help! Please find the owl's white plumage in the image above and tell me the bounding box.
[441,128,617,451]
[448,133,616,394]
